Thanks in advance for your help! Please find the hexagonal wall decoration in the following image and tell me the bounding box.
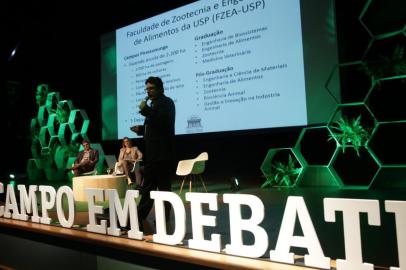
[47,114,59,136]
[360,0,406,37]
[69,109,90,134]
[26,159,45,182]
[295,166,342,187]
[284,2,406,190]
[369,165,406,189]
[30,118,40,138]
[295,126,337,166]
[260,148,306,187]
[57,100,75,123]
[368,120,406,165]
[39,126,52,148]
[328,103,377,155]
[334,0,373,62]
[31,138,42,159]
[45,92,61,113]
[37,105,50,127]
[58,123,75,146]
[330,146,380,187]
[293,126,342,187]
[326,61,373,104]
[362,32,406,80]
[366,76,406,122]
[27,85,107,183]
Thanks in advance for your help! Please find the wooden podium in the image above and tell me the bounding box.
[72,174,128,201]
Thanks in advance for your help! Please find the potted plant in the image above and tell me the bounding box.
[361,43,406,81]
[329,115,369,156]
[261,154,302,188]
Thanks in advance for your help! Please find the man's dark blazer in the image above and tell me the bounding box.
[74,148,99,168]
[138,94,175,163]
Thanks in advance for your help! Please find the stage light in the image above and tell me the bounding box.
[8,174,16,188]
[8,42,20,61]
[230,177,240,192]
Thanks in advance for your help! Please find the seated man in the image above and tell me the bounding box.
[68,140,99,176]
[115,137,143,186]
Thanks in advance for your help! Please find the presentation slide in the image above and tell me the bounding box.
[101,0,339,140]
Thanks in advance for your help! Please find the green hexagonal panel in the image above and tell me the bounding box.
[37,105,51,127]
[369,165,406,189]
[27,159,46,182]
[71,132,89,145]
[334,1,373,62]
[56,100,75,124]
[28,83,107,183]
[31,137,42,159]
[45,92,61,113]
[260,147,306,187]
[360,0,406,37]
[43,166,64,182]
[295,166,342,187]
[58,123,75,146]
[65,156,77,180]
[328,103,377,152]
[39,126,52,148]
[54,145,74,170]
[35,84,49,107]
[46,114,59,136]
[362,32,406,80]
[330,146,380,187]
[326,61,373,104]
[295,126,337,166]
[368,120,406,165]
[365,76,406,122]
[40,146,56,168]
[41,136,61,158]
[68,109,90,134]
[30,117,40,139]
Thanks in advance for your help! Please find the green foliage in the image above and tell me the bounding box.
[54,104,70,123]
[35,84,49,106]
[329,115,369,156]
[62,142,80,157]
[261,155,302,188]
[362,44,406,80]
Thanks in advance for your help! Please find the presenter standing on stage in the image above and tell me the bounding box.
[131,76,176,228]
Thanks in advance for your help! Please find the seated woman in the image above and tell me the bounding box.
[116,137,143,186]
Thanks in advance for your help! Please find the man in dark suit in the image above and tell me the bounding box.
[131,76,175,227]
[69,139,99,176]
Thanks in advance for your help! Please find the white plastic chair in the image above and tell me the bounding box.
[114,160,143,185]
[104,154,117,174]
[176,152,208,194]
[71,163,97,176]
[114,160,141,174]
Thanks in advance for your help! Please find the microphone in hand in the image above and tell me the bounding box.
[139,96,149,110]
[130,125,140,133]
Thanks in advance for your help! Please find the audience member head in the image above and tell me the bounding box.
[121,136,132,148]
[82,139,91,151]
